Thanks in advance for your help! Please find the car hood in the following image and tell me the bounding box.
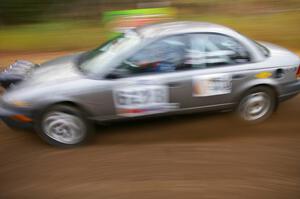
[21,52,85,87]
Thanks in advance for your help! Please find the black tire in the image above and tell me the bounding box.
[35,105,93,148]
[236,86,276,123]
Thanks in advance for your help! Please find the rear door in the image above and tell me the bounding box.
[180,33,253,109]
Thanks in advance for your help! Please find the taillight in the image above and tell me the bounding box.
[296,65,300,79]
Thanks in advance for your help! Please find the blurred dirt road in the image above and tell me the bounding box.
[0,52,300,199]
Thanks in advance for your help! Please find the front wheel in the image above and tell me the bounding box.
[36,105,93,147]
[236,86,276,123]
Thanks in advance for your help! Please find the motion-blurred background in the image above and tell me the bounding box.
[0,0,300,52]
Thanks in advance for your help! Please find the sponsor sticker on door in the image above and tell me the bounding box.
[113,84,176,117]
[193,74,232,97]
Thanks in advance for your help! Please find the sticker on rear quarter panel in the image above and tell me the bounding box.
[193,74,232,97]
[113,84,177,117]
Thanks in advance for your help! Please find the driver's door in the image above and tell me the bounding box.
[98,34,192,119]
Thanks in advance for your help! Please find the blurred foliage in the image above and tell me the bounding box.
[0,21,105,52]
[0,0,300,52]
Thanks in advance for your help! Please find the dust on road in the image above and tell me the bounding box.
[0,52,300,199]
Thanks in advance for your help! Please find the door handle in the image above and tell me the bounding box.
[167,82,181,87]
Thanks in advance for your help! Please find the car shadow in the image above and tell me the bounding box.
[93,109,295,146]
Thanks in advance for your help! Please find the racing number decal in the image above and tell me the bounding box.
[113,85,171,117]
[193,74,232,97]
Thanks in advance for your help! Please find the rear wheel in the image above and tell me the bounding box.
[36,105,93,147]
[237,86,276,123]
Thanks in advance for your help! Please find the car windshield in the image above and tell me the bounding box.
[78,31,141,75]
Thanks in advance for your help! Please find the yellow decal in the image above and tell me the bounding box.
[255,72,272,79]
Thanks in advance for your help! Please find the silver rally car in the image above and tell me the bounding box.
[1,21,300,147]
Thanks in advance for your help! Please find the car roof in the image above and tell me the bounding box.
[136,21,238,39]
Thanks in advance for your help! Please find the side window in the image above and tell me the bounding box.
[117,35,188,76]
[186,34,251,69]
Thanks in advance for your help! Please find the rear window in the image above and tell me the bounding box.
[254,41,270,57]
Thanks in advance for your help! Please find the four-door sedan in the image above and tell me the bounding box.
[1,21,300,147]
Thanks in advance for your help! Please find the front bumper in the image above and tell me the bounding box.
[0,104,33,129]
[0,105,16,117]
[279,80,300,101]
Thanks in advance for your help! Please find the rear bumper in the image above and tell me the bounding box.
[279,80,300,101]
